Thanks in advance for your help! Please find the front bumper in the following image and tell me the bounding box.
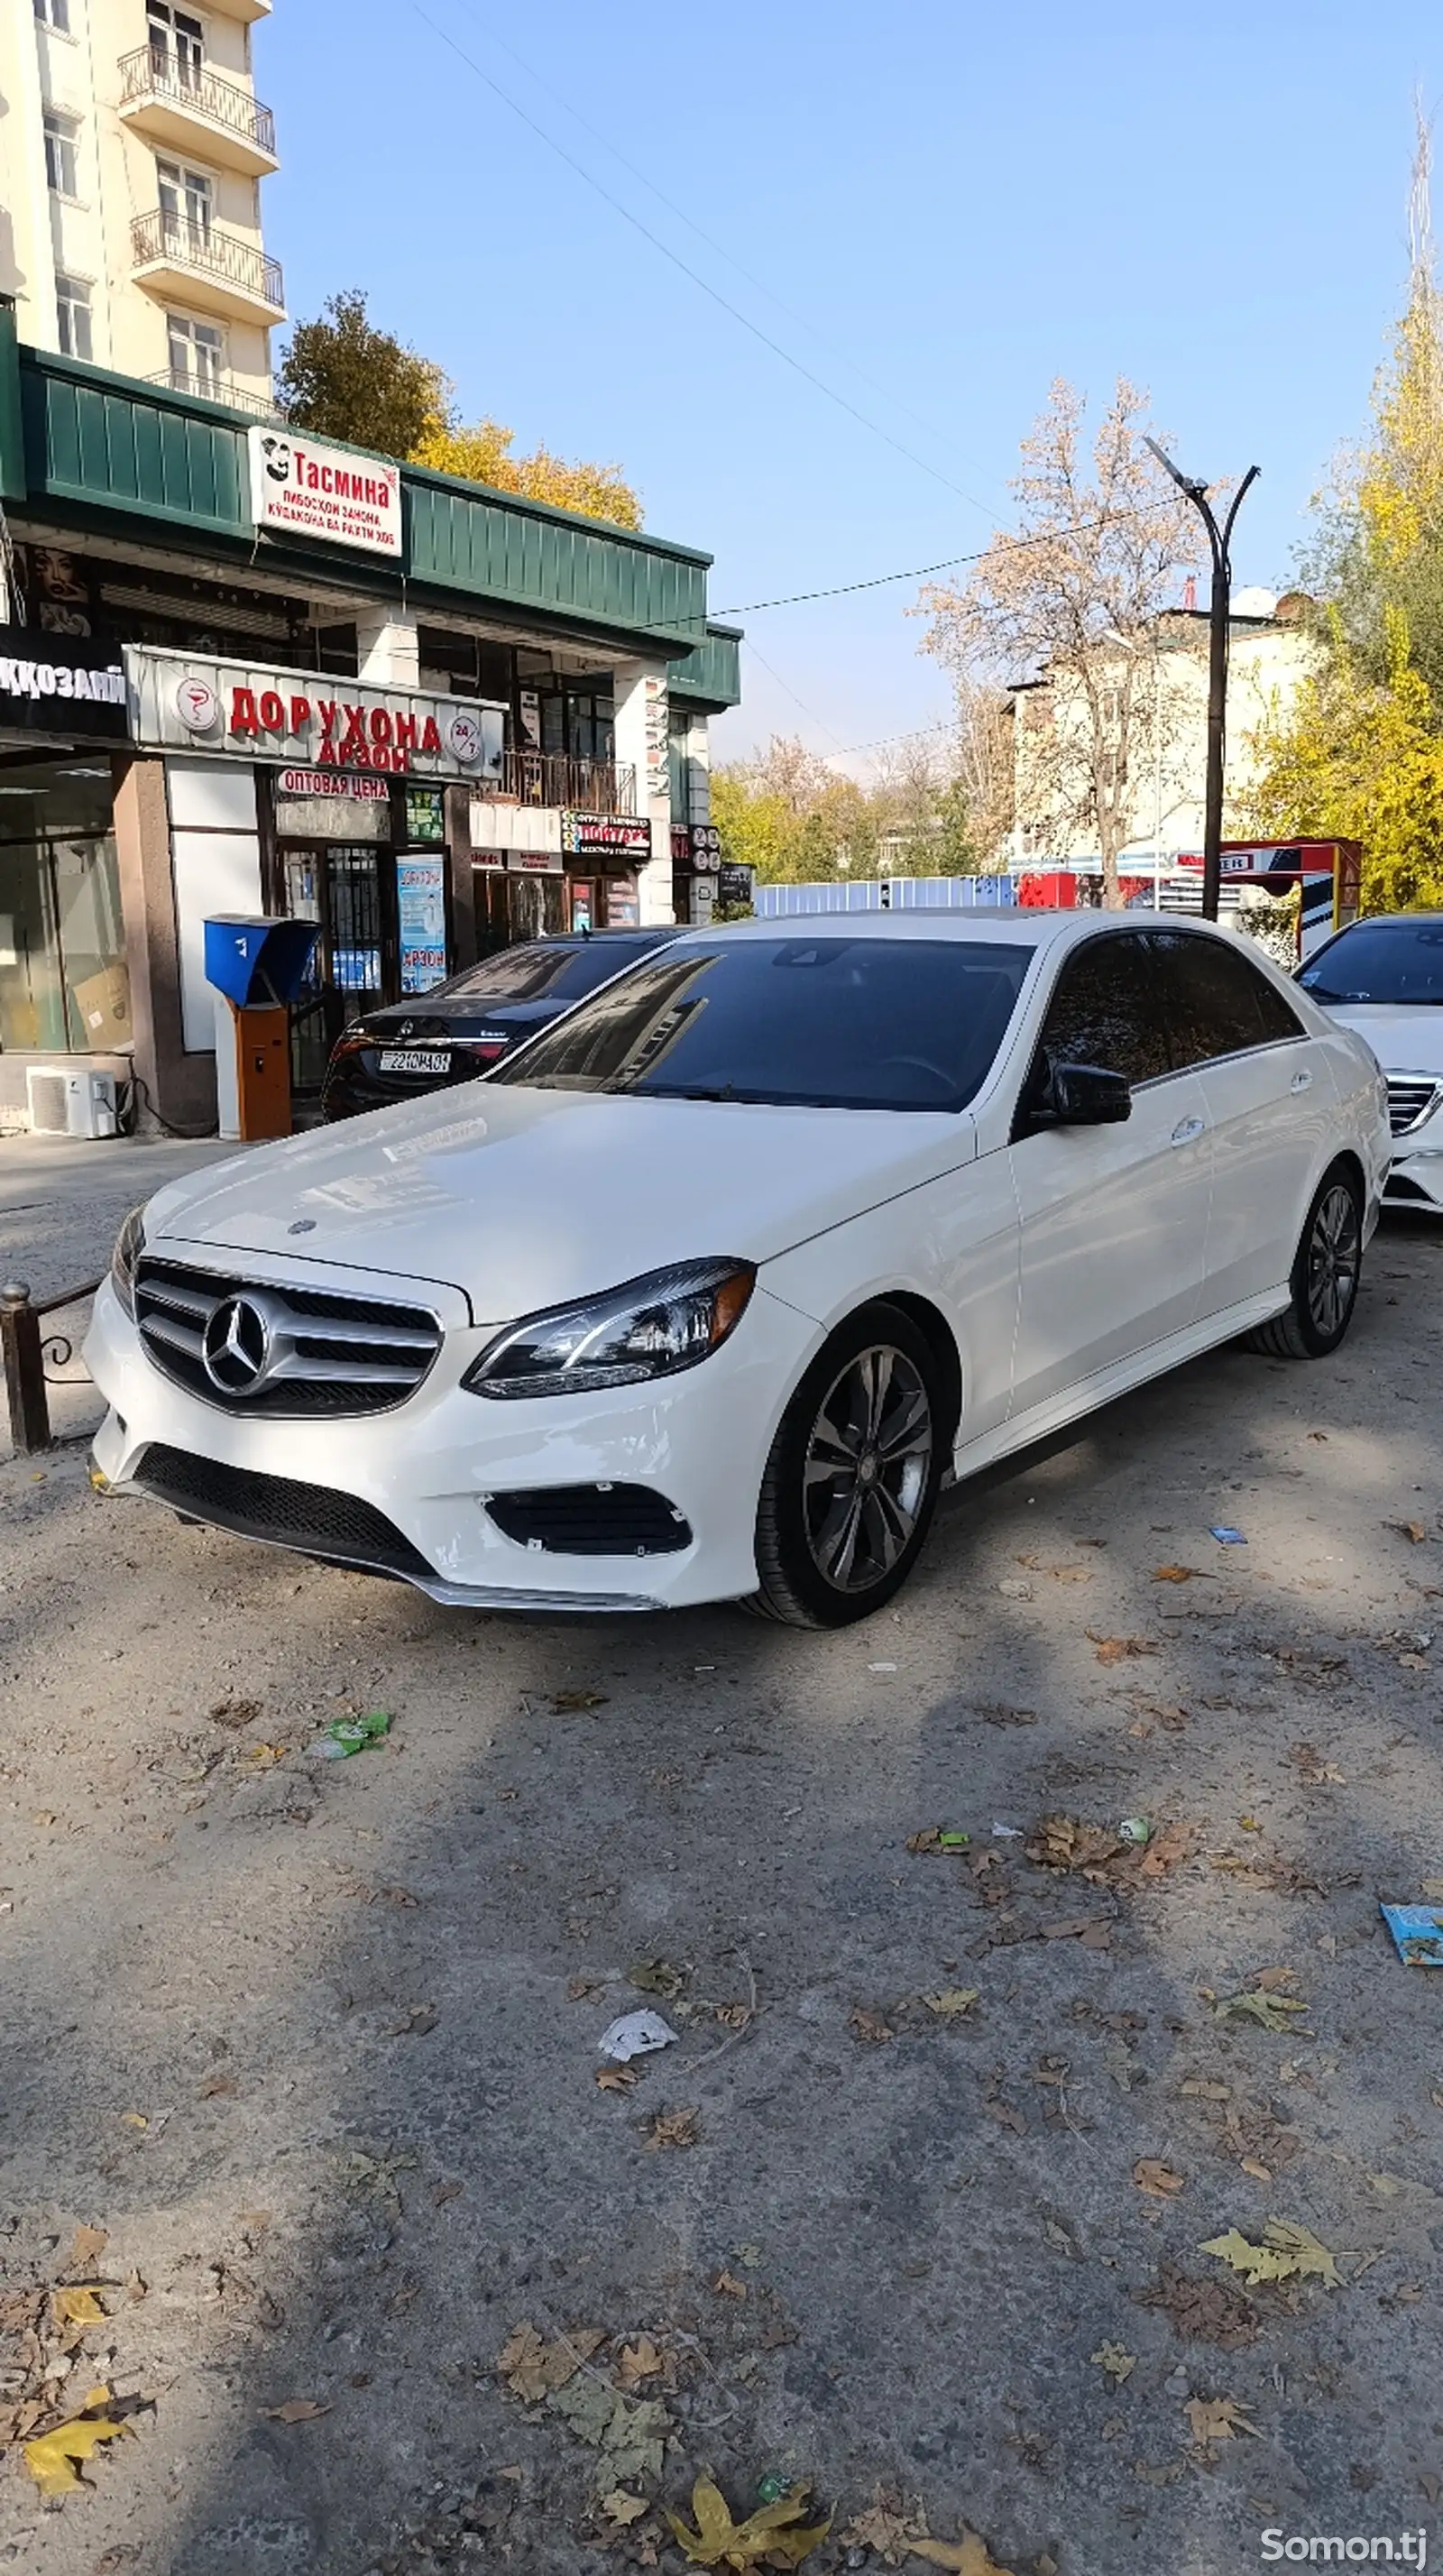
[84,1270,817,1611]
[1384,1132,1443,1211]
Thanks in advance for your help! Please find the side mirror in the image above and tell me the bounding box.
[1051,1060,1132,1125]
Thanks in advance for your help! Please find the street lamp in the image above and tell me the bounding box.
[1144,440,1260,923]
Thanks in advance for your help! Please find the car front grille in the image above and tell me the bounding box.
[134,1443,435,1581]
[485,1483,694,1557]
[134,1256,442,1417]
[1386,1075,1443,1137]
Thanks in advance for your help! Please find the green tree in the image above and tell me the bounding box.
[1246,116,1443,906]
[278,290,642,530]
[277,290,448,458]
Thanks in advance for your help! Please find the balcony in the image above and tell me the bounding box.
[204,0,271,18]
[131,209,285,328]
[144,366,280,420]
[474,750,637,816]
[119,48,279,177]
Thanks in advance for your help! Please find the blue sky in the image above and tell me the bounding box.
[262,0,1439,772]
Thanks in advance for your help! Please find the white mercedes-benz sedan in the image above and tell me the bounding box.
[1297,912,1443,1214]
[87,911,1391,1629]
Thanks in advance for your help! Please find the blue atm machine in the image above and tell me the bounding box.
[204,916,319,1142]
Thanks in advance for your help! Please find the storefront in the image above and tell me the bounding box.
[125,644,508,1094]
[470,808,654,952]
[0,636,133,1079]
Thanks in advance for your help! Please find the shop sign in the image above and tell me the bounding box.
[397,857,448,994]
[0,631,129,740]
[673,822,722,873]
[276,767,388,804]
[127,648,506,781]
[248,428,402,557]
[508,850,564,875]
[472,848,506,871]
[561,810,653,859]
[718,863,755,908]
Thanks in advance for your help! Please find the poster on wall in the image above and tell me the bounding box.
[397,857,448,994]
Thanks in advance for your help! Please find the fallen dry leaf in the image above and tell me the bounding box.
[1153,1565,1204,1583]
[602,2489,650,2527]
[850,2008,895,2044]
[1088,1633,1160,1665]
[496,2322,605,2402]
[1214,1991,1310,2033]
[628,1957,688,1999]
[260,2398,330,2424]
[909,2535,1016,2574]
[23,2397,133,2496]
[51,2286,107,2326]
[666,2475,831,2569]
[923,1988,980,2018]
[841,2487,924,2560]
[386,2003,438,2038]
[1185,2395,1258,2444]
[1201,2220,1339,2290]
[1240,2157,1273,2183]
[906,1827,971,1855]
[1136,2260,1258,2348]
[66,2225,108,2270]
[198,2072,239,2099]
[596,2065,639,2093]
[615,2336,662,2387]
[643,2106,701,2151]
[1091,2341,1136,2383]
[1134,2160,1186,2199]
[1394,1522,1429,1545]
[551,1688,610,1712]
[711,2268,748,2299]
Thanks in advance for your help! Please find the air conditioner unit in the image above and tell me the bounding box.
[25,1066,119,1140]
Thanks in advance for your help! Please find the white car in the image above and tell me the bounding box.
[1297,912,1443,1213]
[87,911,1391,1630]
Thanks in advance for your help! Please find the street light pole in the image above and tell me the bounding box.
[1144,440,1260,922]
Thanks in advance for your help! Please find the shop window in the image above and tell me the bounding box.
[0,761,130,1053]
[55,275,93,362]
[43,110,81,199]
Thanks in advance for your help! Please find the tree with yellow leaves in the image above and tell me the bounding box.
[1247,115,1443,908]
[278,290,641,530]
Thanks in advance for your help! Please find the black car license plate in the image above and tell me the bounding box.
[378,1047,450,1076]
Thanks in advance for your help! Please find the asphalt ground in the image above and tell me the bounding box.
[1,1135,1441,2576]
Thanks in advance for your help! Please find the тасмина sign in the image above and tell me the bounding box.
[248,428,402,557]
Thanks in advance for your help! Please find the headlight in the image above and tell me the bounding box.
[111,1204,146,1319]
[463,1257,756,1401]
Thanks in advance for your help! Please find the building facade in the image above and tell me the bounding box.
[1008,592,1317,869]
[1,0,280,417]
[0,318,740,1129]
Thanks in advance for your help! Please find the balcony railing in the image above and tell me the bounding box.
[131,208,285,313]
[119,46,278,158]
[475,750,637,816]
[144,366,280,419]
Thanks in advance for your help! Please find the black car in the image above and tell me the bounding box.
[320,929,682,1120]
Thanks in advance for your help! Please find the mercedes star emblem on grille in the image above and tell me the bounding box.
[202,1296,271,1395]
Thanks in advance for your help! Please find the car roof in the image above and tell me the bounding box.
[672,908,1238,952]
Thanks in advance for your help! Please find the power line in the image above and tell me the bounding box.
[436,0,1009,503]
[405,0,1001,517]
[740,639,851,752]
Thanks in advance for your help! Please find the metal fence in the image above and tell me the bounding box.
[753,876,1022,917]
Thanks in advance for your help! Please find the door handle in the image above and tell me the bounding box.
[1170,1116,1206,1145]
[1291,1070,1313,1093]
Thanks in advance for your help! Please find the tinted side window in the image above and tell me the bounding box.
[1150,931,1303,1066]
[1033,934,1172,1090]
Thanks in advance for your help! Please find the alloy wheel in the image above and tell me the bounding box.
[801,1343,933,1595]
[1305,1182,1360,1338]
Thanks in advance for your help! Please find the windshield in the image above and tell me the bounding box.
[492,935,1033,1112]
[432,937,663,1008]
[1300,921,1443,1005]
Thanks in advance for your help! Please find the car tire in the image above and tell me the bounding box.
[1245,1161,1365,1360]
[746,1302,948,1628]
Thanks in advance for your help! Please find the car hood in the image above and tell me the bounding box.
[1318,1001,1443,1073]
[144,1084,979,1324]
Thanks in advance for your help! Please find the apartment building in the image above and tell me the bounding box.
[0,0,280,414]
